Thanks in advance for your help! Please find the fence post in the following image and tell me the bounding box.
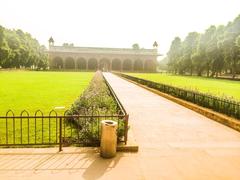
[59,117,63,152]
[124,114,129,145]
[193,92,196,103]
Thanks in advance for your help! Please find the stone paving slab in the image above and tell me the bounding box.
[0,147,141,180]
[103,72,240,179]
[1,72,240,179]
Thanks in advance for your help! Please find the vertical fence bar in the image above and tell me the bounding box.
[193,92,196,103]
[97,112,100,140]
[124,114,129,144]
[13,117,15,144]
[223,100,226,114]
[238,104,240,119]
[6,117,8,145]
[59,117,62,152]
[20,116,22,144]
[70,115,73,138]
[49,117,51,143]
[27,116,30,144]
[35,116,37,144]
[64,116,66,138]
[6,110,14,145]
[42,116,44,143]
[34,110,44,144]
[77,116,80,142]
[56,116,58,143]
[84,114,87,145]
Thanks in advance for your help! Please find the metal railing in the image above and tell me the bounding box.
[0,74,129,149]
[115,73,240,120]
[0,109,127,151]
[103,74,129,143]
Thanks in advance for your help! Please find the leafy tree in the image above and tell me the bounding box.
[132,43,140,50]
[167,37,182,73]
[63,43,74,47]
[181,32,200,75]
[0,25,47,69]
[167,14,240,78]
[0,26,10,67]
[236,35,240,47]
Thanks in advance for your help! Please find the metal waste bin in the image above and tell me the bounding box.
[100,120,118,158]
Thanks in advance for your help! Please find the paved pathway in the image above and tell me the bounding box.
[103,73,240,179]
[1,72,240,180]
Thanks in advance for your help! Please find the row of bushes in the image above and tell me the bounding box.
[67,71,125,146]
[116,73,240,120]
[70,71,118,114]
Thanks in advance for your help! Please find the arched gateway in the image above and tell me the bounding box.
[48,38,160,72]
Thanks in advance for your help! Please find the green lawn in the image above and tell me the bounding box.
[0,71,94,115]
[0,71,94,145]
[127,73,240,101]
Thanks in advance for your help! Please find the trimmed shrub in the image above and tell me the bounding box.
[68,71,124,146]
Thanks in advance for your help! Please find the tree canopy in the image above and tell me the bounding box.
[132,43,140,50]
[167,14,240,78]
[0,25,48,69]
[62,43,74,47]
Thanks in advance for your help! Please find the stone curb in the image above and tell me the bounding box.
[120,76,240,133]
[0,144,138,155]
[117,126,139,152]
[0,147,98,155]
[117,143,139,152]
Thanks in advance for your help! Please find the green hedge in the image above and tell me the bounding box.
[116,73,240,120]
[67,71,125,146]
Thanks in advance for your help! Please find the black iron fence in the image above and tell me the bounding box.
[0,109,128,150]
[0,74,129,149]
[115,73,240,120]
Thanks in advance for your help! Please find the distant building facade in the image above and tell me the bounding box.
[48,38,160,72]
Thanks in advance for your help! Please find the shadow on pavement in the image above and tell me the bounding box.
[0,148,123,179]
[82,154,122,180]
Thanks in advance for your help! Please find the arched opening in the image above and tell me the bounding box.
[134,59,143,71]
[123,59,132,71]
[76,58,86,70]
[65,57,75,69]
[88,58,98,70]
[145,60,155,72]
[99,58,111,71]
[52,57,63,69]
[112,59,121,71]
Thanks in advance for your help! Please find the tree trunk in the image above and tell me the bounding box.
[197,71,202,76]
[207,68,209,77]
[231,56,236,79]
[232,66,236,79]
[210,71,215,77]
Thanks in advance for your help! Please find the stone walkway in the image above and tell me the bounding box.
[1,72,240,180]
[103,73,240,179]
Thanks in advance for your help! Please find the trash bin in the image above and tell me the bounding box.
[100,120,118,158]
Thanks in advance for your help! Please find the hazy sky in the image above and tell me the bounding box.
[0,0,239,58]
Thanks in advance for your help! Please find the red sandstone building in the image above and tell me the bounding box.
[48,37,159,72]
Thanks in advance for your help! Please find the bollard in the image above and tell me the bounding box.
[100,120,118,158]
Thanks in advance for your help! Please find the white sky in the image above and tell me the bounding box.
[0,0,239,59]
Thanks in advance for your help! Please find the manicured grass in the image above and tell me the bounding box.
[127,73,240,101]
[0,71,94,145]
[0,71,94,115]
